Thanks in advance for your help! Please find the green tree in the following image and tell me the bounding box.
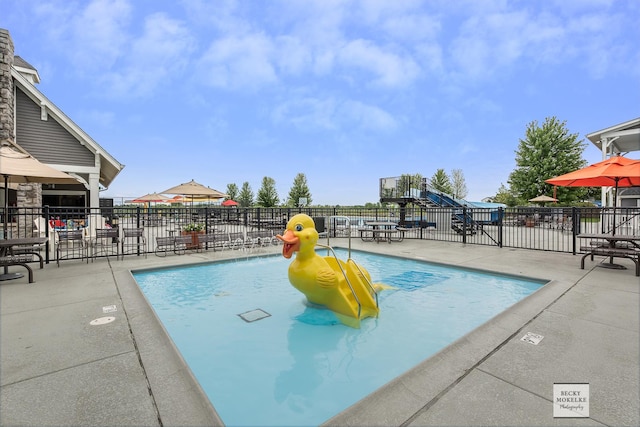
[493,183,523,207]
[225,183,239,201]
[256,176,279,207]
[287,173,312,207]
[396,173,423,197]
[238,181,254,207]
[431,169,453,194]
[509,117,588,203]
[450,169,468,200]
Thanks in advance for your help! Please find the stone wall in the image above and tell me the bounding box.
[0,28,15,144]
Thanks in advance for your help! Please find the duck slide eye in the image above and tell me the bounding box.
[295,224,303,231]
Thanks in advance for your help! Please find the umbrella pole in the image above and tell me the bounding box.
[3,175,8,240]
[612,180,619,236]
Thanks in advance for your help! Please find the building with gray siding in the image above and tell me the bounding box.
[1,28,124,210]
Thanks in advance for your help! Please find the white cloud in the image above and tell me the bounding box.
[32,0,132,72]
[272,0,349,47]
[338,39,420,87]
[272,96,338,130]
[446,2,638,82]
[199,33,278,90]
[271,95,397,133]
[381,13,442,42]
[414,42,444,76]
[274,36,313,76]
[180,0,249,33]
[71,0,131,68]
[449,11,534,79]
[76,109,116,128]
[101,13,195,97]
[340,100,398,131]
[354,0,423,24]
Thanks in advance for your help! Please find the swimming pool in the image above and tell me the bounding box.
[133,249,545,426]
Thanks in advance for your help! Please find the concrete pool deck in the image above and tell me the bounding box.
[1,239,638,426]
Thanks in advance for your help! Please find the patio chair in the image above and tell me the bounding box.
[211,232,231,251]
[174,235,191,255]
[92,228,120,260]
[155,236,174,257]
[121,228,147,259]
[196,233,217,252]
[56,230,88,266]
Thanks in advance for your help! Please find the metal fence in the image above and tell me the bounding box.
[2,205,639,264]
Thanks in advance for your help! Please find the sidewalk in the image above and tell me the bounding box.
[1,240,638,426]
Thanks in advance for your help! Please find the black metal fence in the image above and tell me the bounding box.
[2,205,639,264]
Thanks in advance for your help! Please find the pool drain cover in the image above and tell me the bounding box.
[238,309,271,323]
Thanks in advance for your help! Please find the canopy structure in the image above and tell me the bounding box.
[586,118,640,207]
[587,118,640,155]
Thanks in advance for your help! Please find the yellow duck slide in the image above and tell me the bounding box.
[277,214,385,328]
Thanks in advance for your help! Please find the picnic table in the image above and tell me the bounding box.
[578,233,639,276]
[358,221,407,243]
[0,237,48,282]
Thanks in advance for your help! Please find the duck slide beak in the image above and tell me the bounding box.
[276,229,299,259]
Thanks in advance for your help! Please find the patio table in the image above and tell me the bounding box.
[0,237,48,281]
[578,233,639,275]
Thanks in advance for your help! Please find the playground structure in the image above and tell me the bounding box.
[379,176,503,239]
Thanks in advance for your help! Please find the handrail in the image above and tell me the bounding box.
[346,258,379,308]
[316,243,362,319]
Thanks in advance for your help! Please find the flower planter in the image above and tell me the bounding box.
[181,231,204,249]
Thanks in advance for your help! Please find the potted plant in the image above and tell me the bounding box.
[182,223,205,248]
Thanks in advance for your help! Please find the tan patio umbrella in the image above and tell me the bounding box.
[528,195,557,206]
[131,192,169,204]
[1,143,79,239]
[162,179,227,204]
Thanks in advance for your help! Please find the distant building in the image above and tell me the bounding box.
[0,28,124,209]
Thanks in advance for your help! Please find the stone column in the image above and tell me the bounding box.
[0,28,15,144]
[1,29,42,236]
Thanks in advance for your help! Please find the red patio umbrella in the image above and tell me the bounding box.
[221,199,238,207]
[545,156,640,235]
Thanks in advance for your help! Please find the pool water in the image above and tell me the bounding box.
[134,249,544,426]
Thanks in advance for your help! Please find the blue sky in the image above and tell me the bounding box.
[2,0,639,205]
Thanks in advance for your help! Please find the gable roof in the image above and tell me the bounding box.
[11,65,124,188]
[586,117,640,155]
